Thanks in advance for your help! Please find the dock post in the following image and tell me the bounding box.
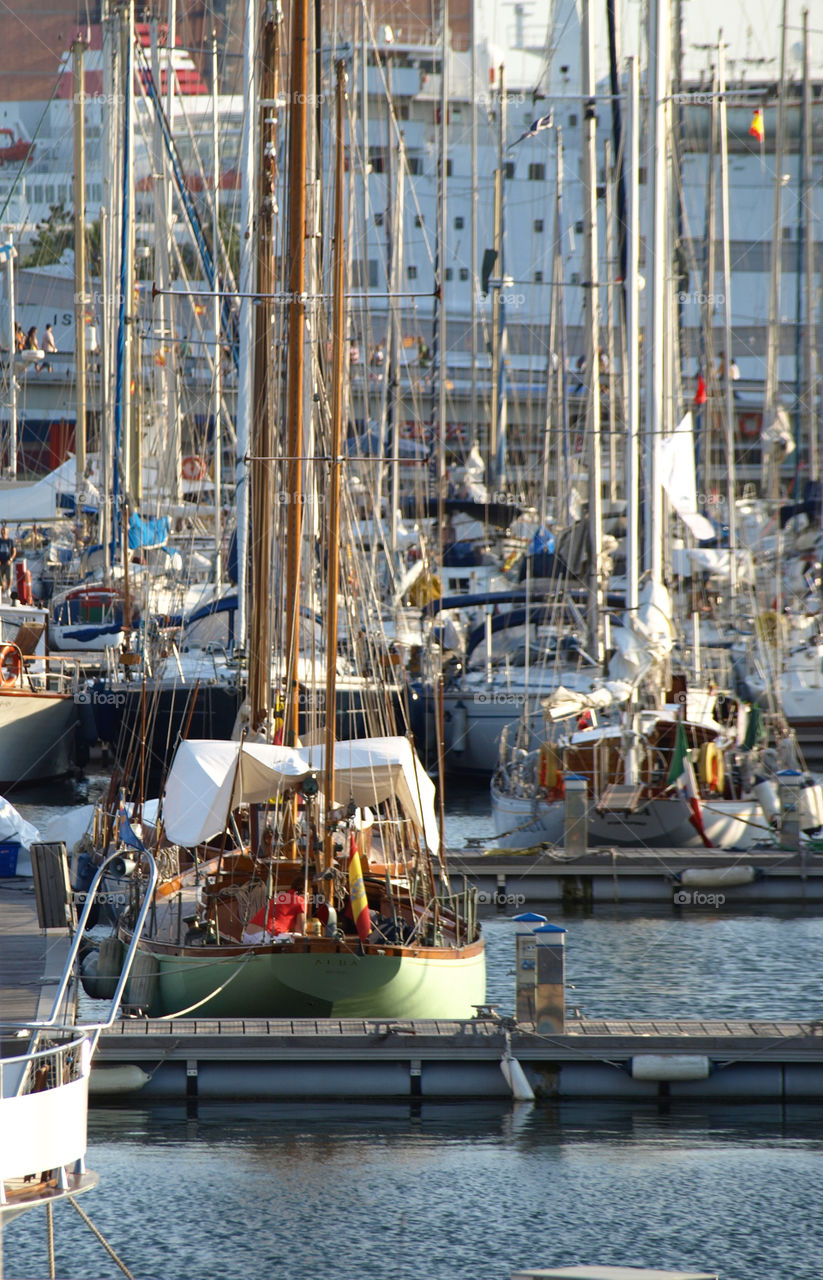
[778,770,802,849]
[564,775,588,855]
[513,912,547,1022]
[533,922,566,1033]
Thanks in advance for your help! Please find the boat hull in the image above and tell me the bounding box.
[0,691,77,785]
[124,935,486,1020]
[491,782,770,850]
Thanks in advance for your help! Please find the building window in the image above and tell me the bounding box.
[575,220,584,234]
[569,113,578,127]
[445,267,453,280]
[528,163,545,181]
[454,215,465,229]
[374,211,384,226]
[534,219,544,232]
[407,265,418,279]
[446,159,453,177]
[505,161,515,179]
[459,267,469,281]
[534,270,543,283]
[414,214,424,227]
[407,156,423,175]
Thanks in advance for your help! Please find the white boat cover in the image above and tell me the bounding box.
[161,740,313,848]
[299,736,439,855]
[162,736,439,854]
[542,681,633,723]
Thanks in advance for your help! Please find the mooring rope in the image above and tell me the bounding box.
[46,1201,55,1279]
[67,1196,136,1279]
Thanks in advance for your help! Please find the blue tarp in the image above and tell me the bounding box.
[128,513,170,550]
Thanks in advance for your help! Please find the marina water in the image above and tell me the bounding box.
[5,779,823,1279]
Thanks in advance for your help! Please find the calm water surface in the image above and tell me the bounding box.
[5,778,823,1279]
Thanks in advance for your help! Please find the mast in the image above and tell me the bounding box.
[248,4,279,734]
[283,0,310,746]
[211,30,223,585]
[323,61,346,869]
[72,35,87,507]
[489,64,505,489]
[800,9,816,484]
[626,57,640,618]
[717,33,737,593]
[581,0,603,664]
[4,236,17,481]
[236,0,257,651]
[644,0,669,586]
[763,0,788,500]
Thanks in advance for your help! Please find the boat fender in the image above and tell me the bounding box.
[632,1054,710,1082]
[0,643,21,687]
[753,776,780,825]
[450,701,468,755]
[697,741,725,794]
[680,865,757,888]
[500,1038,535,1101]
[182,454,207,482]
[323,904,339,938]
[537,744,558,790]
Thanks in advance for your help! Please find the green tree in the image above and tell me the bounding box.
[22,204,74,268]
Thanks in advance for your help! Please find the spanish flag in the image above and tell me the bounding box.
[749,109,764,142]
[348,832,371,944]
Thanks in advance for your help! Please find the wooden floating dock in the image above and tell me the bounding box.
[445,844,823,906]
[91,1014,823,1102]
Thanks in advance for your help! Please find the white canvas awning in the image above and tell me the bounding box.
[161,735,439,854]
[161,739,313,848]
[298,736,439,855]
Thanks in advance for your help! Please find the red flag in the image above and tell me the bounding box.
[749,109,764,142]
[348,832,371,944]
[694,373,707,406]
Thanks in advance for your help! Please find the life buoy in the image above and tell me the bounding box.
[738,413,761,441]
[182,454,207,481]
[697,741,725,795]
[0,644,21,688]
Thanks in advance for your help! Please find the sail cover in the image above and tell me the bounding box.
[161,736,439,854]
[657,412,716,542]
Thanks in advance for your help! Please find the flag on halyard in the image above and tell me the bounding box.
[749,109,764,141]
[667,722,714,848]
[348,831,371,944]
[694,373,707,406]
[509,112,553,149]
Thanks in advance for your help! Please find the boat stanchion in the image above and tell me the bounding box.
[563,775,588,855]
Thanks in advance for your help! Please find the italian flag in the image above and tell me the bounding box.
[348,832,372,944]
[667,721,714,848]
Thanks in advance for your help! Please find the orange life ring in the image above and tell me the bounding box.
[0,644,21,688]
[182,454,207,481]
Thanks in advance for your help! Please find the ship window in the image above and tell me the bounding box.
[445,267,453,280]
[534,270,543,283]
[414,214,424,227]
[407,156,423,175]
